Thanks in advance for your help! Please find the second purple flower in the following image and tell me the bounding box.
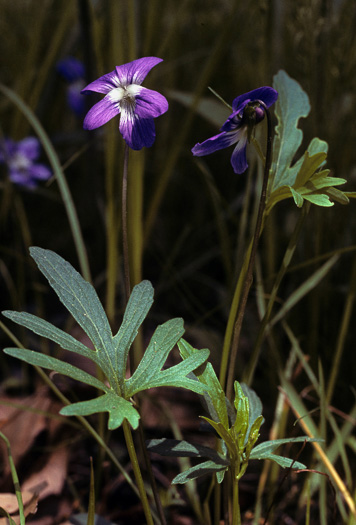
[81,57,168,151]
[192,87,278,174]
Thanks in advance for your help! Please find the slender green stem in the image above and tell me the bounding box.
[231,477,241,525]
[122,143,131,302]
[105,123,120,323]
[121,146,165,525]
[0,432,25,525]
[225,103,273,400]
[122,420,155,525]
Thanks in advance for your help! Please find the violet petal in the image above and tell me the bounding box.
[115,57,163,86]
[135,87,168,118]
[28,164,52,180]
[230,133,248,174]
[81,70,120,95]
[18,137,40,161]
[83,95,120,130]
[232,87,278,112]
[119,105,156,150]
[192,130,239,157]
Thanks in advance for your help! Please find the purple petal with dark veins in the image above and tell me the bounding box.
[192,130,240,157]
[83,95,120,130]
[232,87,278,112]
[81,70,120,95]
[115,57,163,86]
[230,132,248,174]
[135,87,168,118]
[119,105,156,150]
[220,110,243,132]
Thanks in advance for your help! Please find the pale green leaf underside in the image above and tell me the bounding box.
[178,338,229,428]
[172,460,228,484]
[126,320,210,397]
[271,70,311,193]
[60,392,140,430]
[253,453,306,470]
[146,438,228,464]
[250,436,323,458]
[240,382,264,442]
[3,347,107,392]
[113,280,154,383]
[30,247,118,388]
[2,311,97,362]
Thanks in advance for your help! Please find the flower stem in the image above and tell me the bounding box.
[121,145,166,524]
[225,102,272,400]
[232,477,241,525]
[122,420,155,525]
[122,143,131,303]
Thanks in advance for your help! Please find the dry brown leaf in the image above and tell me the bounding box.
[22,446,69,500]
[0,387,51,474]
[0,490,38,524]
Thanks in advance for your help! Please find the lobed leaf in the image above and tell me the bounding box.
[172,460,228,484]
[3,347,108,392]
[60,391,140,429]
[126,320,210,397]
[270,70,310,194]
[29,248,118,390]
[146,438,228,464]
[113,280,154,387]
[252,453,307,470]
[240,382,264,439]
[2,311,98,363]
[178,339,229,428]
[250,436,323,459]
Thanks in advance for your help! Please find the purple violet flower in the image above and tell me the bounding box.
[192,87,278,174]
[57,57,86,116]
[0,137,51,189]
[81,57,168,150]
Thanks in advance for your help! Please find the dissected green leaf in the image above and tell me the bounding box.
[233,382,249,447]
[146,438,228,464]
[267,72,348,211]
[126,321,210,397]
[178,338,229,428]
[172,460,228,484]
[3,347,108,392]
[113,280,154,387]
[60,392,140,430]
[240,383,264,436]
[253,453,307,470]
[270,70,311,193]
[29,247,118,390]
[250,436,323,459]
[2,311,98,363]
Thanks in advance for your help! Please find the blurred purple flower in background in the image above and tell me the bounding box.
[192,87,278,174]
[57,56,86,116]
[81,57,168,150]
[0,137,51,189]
